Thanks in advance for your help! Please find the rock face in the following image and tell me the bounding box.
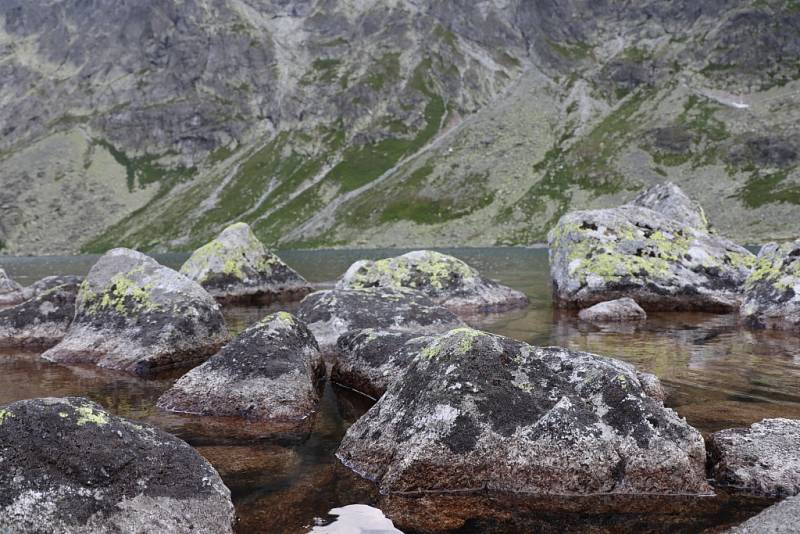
[21,275,83,301]
[740,241,800,329]
[0,281,80,348]
[158,312,325,421]
[42,248,228,377]
[0,268,24,306]
[728,494,800,533]
[333,329,433,399]
[629,182,708,231]
[181,222,312,304]
[709,418,800,497]
[0,397,234,533]
[548,184,755,311]
[337,250,529,314]
[337,328,709,496]
[578,298,647,322]
[295,288,464,352]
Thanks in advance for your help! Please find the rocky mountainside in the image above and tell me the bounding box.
[1,0,799,255]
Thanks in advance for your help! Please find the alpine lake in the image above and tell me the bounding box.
[3,247,799,533]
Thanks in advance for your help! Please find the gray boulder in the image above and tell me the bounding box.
[181,222,312,304]
[548,184,754,311]
[709,418,800,497]
[578,298,647,322]
[727,494,800,533]
[336,250,528,314]
[629,182,708,231]
[296,287,464,352]
[42,248,228,377]
[22,275,83,301]
[0,397,234,534]
[157,312,325,421]
[0,267,24,306]
[740,241,800,329]
[0,281,80,348]
[337,328,709,496]
[333,329,434,399]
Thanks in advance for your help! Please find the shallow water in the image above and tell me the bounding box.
[2,248,799,532]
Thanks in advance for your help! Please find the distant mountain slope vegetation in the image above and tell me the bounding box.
[1,0,799,254]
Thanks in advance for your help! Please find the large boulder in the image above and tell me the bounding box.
[333,329,434,399]
[157,312,325,421]
[548,184,754,311]
[578,297,647,322]
[181,222,312,304]
[21,275,83,301]
[0,280,80,348]
[727,494,800,533]
[42,248,228,377]
[740,241,800,329]
[336,250,528,314]
[295,287,464,352]
[0,397,234,533]
[629,182,708,231]
[337,328,709,496]
[0,267,24,306]
[709,418,800,497]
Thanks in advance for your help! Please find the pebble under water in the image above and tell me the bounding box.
[2,248,799,533]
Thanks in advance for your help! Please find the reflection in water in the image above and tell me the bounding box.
[2,248,800,532]
[309,504,402,533]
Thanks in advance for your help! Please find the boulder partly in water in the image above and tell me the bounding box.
[548,183,754,312]
[727,494,800,533]
[578,298,647,322]
[337,250,528,314]
[740,241,800,330]
[0,280,80,348]
[295,287,464,352]
[0,397,235,533]
[21,275,83,301]
[181,222,312,304]
[158,312,325,422]
[0,267,24,306]
[337,328,709,496]
[42,248,228,377]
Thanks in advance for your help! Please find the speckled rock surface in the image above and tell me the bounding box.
[727,494,800,533]
[181,222,312,304]
[578,298,647,323]
[158,312,325,421]
[0,280,80,348]
[0,397,234,534]
[740,241,800,329]
[42,248,228,377]
[0,267,24,306]
[333,329,434,399]
[21,275,83,301]
[709,418,800,497]
[629,182,709,231]
[337,328,709,496]
[548,184,754,312]
[296,287,464,352]
[337,250,528,314]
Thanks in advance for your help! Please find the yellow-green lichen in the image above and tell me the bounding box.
[58,411,69,418]
[0,409,12,424]
[75,404,109,426]
[350,252,476,291]
[184,223,278,283]
[419,327,488,359]
[85,268,159,315]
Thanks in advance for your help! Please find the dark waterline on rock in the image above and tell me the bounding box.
[1,248,798,532]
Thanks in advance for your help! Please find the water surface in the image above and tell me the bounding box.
[2,248,799,532]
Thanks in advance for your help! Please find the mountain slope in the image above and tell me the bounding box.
[1,0,799,254]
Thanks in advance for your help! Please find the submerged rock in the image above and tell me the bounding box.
[21,275,83,301]
[709,418,800,497]
[42,248,228,377]
[337,328,709,496]
[0,281,80,348]
[727,494,800,533]
[0,397,234,533]
[181,222,312,304]
[548,184,754,311]
[0,267,24,306]
[337,250,528,314]
[333,329,434,399]
[629,182,708,231]
[578,298,647,322]
[296,287,464,352]
[157,312,325,421]
[740,241,800,329]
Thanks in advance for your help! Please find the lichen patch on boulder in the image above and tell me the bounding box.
[740,240,800,329]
